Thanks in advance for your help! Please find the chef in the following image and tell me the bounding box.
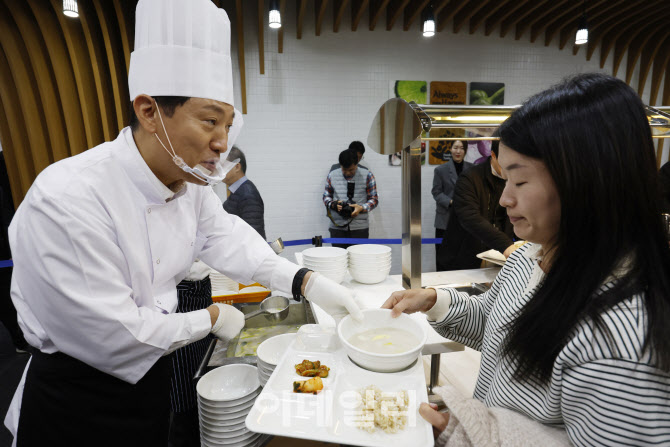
[3,0,362,445]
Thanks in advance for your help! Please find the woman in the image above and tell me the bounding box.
[384,73,670,446]
[432,140,473,270]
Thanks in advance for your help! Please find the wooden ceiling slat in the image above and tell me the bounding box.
[484,0,527,37]
[369,0,390,31]
[637,29,670,96]
[235,0,247,114]
[436,0,470,33]
[469,0,507,35]
[112,0,130,74]
[605,5,668,72]
[257,0,264,74]
[649,38,670,105]
[454,0,489,34]
[386,0,410,31]
[334,0,349,32]
[559,0,625,50]
[27,0,86,156]
[529,0,571,43]
[500,0,546,38]
[663,60,670,105]
[625,15,670,84]
[520,0,569,42]
[352,0,370,32]
[316,0,329,36]
[404,0,430,32]
[278,0,285,52]
[296,0,307,39]
[572,0,644,56]
[0,45,34,204]
[8,0,68,162]
[586,1,659,62]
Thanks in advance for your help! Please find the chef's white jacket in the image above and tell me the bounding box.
[4,128,299,439]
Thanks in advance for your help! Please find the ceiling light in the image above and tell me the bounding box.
[63,0,78,18]
[269,0,281,29]
[422,4,435,37]
[575,15,588,45]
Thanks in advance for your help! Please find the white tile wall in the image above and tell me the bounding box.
[222,2,669,275]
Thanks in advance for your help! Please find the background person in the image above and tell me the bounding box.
[329,140,367,172]
[323,149,378,249]
[384,73,670,446]
[222,146,266,239]
[432,140,473,270]
[436,138,516,270]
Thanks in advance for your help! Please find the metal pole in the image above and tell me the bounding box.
[401,137,422,290]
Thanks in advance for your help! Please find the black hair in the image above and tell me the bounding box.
[499,73,670,382]
[226,146,247,174]
[128,96,190,131]
[339,149,358,168]
[349,141,365,155]
[451,139,469,153]
[490,137,499,157]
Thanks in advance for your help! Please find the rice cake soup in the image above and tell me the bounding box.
[348,327,420,354]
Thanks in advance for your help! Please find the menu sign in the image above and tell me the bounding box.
[429,82,466,165]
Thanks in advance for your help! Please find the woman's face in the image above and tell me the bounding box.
[498,144,561,249]
[450,140,466,162]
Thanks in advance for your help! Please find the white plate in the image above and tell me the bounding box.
[256,333,298,366]
[476,249,506,266]
[245,329,433,447]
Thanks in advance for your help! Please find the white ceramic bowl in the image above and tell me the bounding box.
[197,364,260,402]
[200,421,250,437]
[346,244,392,256]
[256,361,274,376]
[256,357,275,372]
[302,247,347,259]
[302,256,348,264]
[337,309,427,372]
[348,260,392,268]
[201,429,261,445]
[198,396,262,418]
[256,333,297,366]
[349,268,391,284]
[304,263,348,272]
[199,411,248,426]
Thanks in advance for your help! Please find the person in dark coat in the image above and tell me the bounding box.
[437,139,516,271]
[222,146,266,240]
[432,139,473,267]
[660,160,670,213]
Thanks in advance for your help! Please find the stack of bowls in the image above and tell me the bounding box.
[197,364,264,446]
[255,333,297,386]
[210,271,239,296]
[301,247,348,284]
[347,244,392,284]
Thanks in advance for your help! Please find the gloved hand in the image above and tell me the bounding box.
[303,272,363,323]
[210,303,245,342]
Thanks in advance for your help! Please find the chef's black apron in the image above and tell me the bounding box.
[169,276,213,413]
[17,350,171,446]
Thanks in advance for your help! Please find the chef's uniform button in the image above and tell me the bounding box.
[147,208,152,214]
[156,259,160,264]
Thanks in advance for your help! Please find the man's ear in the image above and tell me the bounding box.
[133,95,158,134]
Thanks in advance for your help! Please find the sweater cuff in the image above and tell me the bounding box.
[424,288,452,322]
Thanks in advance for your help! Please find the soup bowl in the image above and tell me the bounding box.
[337,308,427,373]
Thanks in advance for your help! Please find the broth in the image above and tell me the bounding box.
[348,327,420,354]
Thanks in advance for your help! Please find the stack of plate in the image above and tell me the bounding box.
[347,244,392,284]
[197,364,265,446]
[301,247,348,284]
[256,333,297,386]
[210,271,239,296]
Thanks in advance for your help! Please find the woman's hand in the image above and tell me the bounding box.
[419,403,450,439]
[381,288,437,317]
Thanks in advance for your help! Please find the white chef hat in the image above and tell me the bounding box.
[128,0,234,107]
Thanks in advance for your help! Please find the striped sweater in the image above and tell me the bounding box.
[429,243,670,446]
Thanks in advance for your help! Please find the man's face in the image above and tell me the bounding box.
[341,164,357,179]
[155,97,235,185]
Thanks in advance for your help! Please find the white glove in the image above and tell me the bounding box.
[303,272,363,323]
[210,303,245,342]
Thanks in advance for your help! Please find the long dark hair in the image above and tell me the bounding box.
[498,73,670,382]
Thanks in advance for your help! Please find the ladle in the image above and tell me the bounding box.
[244,295,290,323]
